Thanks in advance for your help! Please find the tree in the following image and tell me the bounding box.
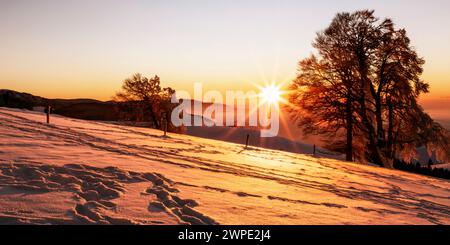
[115,73,177,130]
[289,10,450,167]
[288,55,358,162]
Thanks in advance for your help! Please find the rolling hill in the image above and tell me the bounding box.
[0,107,449,225]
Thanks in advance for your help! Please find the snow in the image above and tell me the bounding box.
[0,107,449,225]
[434,163,450,170]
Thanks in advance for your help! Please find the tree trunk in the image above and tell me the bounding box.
[149,106,160,129]
[145,100,160,129]
[375,93,385,147]
[386,96,394,158]
[345,93,353,161]
[357,59,386,167]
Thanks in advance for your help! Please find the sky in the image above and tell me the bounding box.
[0,0,449,113]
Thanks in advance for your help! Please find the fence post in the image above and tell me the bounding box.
[245,134,250,149]
[162,112,167,137]
[46,106,51,124]
[313,144,316,156]
[164,118,168,137]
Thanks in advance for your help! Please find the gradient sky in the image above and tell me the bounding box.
[1,0,449,107]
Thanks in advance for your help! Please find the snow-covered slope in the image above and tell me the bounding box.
[434,163,450,170]
[0,107,449,225]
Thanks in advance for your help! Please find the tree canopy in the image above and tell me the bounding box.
[115,73,177,131]
[288,10,450,167]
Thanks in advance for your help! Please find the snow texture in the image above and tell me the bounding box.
[0,107,449,224]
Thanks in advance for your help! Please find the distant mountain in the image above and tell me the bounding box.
[0,89,120,121]
[186,123,342,159]
[1,89,444,165]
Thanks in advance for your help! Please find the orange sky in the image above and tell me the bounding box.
[0,0,449,116]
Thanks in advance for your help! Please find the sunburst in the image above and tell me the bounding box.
[254,81,289,108]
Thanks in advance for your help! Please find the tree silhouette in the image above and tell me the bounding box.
[289,10,450,167]
[115,73,176,130]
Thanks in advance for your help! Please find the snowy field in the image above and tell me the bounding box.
[0,107,449,225]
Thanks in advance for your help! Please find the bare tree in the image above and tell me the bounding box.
[289,10,449,167]
[115,73,176,130]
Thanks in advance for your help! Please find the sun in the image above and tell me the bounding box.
[260,85,282,105]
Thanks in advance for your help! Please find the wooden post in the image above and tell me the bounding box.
[164,118,168,137]
[162,112,167,137]
[313,144,316,156]
[46,106,51,124]
[245,134,250,149]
